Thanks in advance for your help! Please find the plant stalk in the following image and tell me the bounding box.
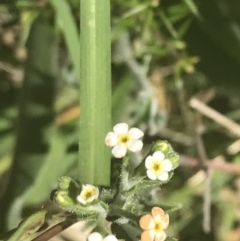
[79,0,111,185]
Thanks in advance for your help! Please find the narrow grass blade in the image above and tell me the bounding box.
[51,0,80,81]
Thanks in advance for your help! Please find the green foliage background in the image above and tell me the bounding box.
[0,0,240,240]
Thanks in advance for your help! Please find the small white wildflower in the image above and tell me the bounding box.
[77,184,99,205]
[145,151,173,181]
[88,232,118,241]
[105,123,144,158]
[140,207,169,241]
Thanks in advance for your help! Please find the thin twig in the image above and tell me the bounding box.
[193,88,216,104]
[0,62,14,74]
[189,93,240,232]
[159,128,193,146]
[203,168,212,233]
[195,131,212,233]
[180,155,240,174]
[193,96,213,234]
[189,98,240,136]
[195,131,207,166]
[227,139,240,155]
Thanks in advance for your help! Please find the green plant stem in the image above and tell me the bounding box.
[121,154,130,191]
[79,0,111,185]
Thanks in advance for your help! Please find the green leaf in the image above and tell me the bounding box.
[1,211,76,241]
[0,12,58,230]
[111,223,140,241]
[167,3,190,23]
[108,205,140,223]
[57,176,81,191]
[123,179,168,197]
[216,200,236,240]
[120,3,149,20]
[196,0,240,63]
[159,10,178,38]
[22,130,76,206]
[5,210,46,241]
[177,19,192,38]
[50,0,80,81]
[0,155,12,176]
[183,0,200,17]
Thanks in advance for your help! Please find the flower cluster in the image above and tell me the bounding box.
[105,123,173,181]
[104,123,175,241]
[56,123,178,241]
[140,207,169,241]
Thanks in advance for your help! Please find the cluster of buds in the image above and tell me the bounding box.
[52,123,179,241]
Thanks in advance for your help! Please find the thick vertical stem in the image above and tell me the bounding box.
[79,0,111,185]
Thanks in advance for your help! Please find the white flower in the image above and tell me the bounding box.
[77,184,99,205]
[145,151,173,181]
[105,123,144,158]
[139,207,169,241]
[88,232,118,241]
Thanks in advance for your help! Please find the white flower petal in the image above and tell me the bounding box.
[112,145,127,158]
[105,132,118,147]
[128,127,144,139]
[88,232,103,241]
[161,214,170,229]
[94,186,99,199]
[149,218,156,229]
[153,214,162,223]
[113,123,128,135]
[77,195,86,205]
[155,231,167,241]
[78,184,99,204]
[103,234,118,241]
[86,195,96,203]
[157,172,169,181]
[145,155,153,169]
[161,159,173,172]
[149,229,156,240]
[127,140,143,152]
[152,151,165,161]
[147,170,157,180]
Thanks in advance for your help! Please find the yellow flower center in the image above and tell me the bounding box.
[154,221,163,232]
[118,133,130,144]
[152,161,163,173]
[83,188,95,200]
